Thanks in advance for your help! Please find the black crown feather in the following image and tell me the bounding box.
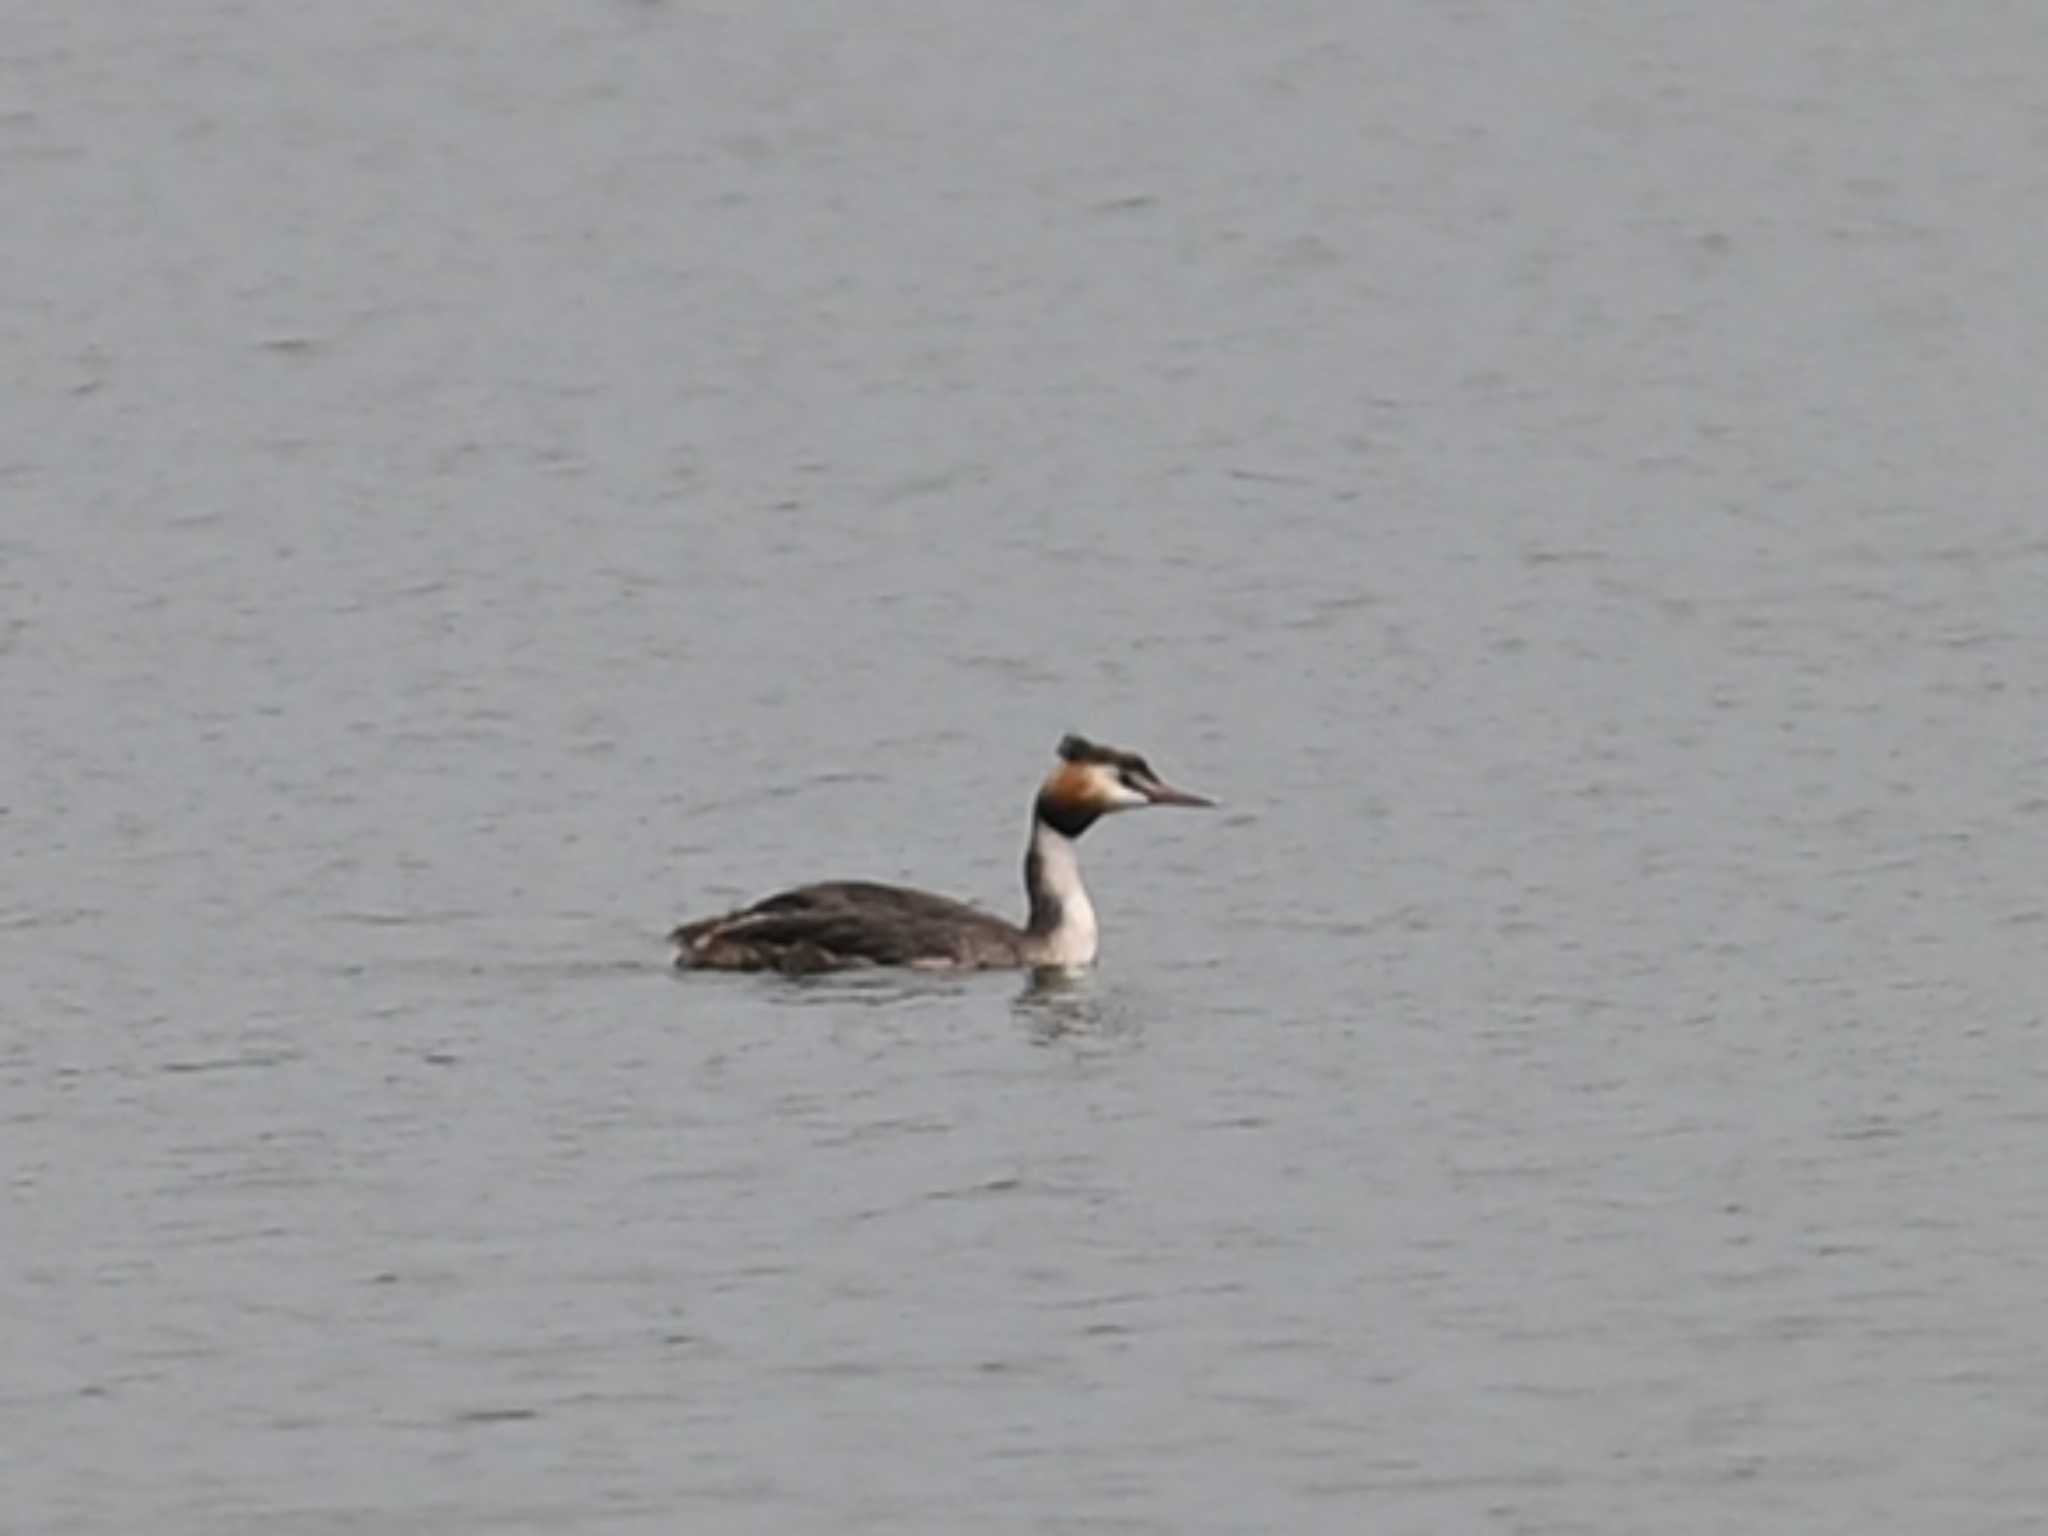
[1056,734,1151,775]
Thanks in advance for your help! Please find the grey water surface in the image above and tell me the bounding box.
[7,3,2048,1532]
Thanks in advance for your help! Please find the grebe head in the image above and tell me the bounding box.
[1034,733,1214,837]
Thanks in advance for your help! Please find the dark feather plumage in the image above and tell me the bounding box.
[671,881,1030,972]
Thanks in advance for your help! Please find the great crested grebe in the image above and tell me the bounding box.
[670,734,1213,972]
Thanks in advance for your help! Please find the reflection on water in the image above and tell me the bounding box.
[725,967,989,1009]
[1012,967,1145,1044]
[664,960,1142,1043]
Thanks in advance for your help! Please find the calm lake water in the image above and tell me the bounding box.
[7,3,2048,1531]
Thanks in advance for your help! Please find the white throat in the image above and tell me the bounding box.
[1024,819,1098,967]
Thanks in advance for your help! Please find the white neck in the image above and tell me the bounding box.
[1023,818,1098,967]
